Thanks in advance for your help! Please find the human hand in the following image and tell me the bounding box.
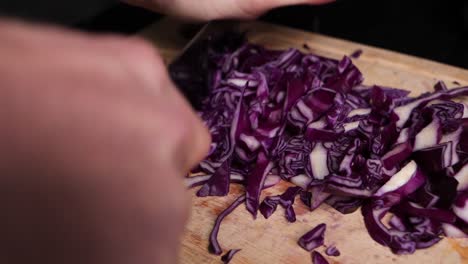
[128,0,335,20]
[0,20,209,264]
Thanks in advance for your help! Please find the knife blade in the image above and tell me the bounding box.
[168,20,245,110]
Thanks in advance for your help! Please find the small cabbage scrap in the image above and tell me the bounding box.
[298,223,327,251]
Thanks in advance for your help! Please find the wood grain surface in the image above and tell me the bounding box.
[140,17,468,264]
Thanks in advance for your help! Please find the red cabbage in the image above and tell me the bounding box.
[454,163,468,191]
[434,81,448,92]
[350,49,363,59]
[382,142,413,170]
[392,200,457,223]
[409,183,440,208]
[172,33,468,260]
[259,186,302,222]
[197,160,231,197]
[258,195,281,219]
[186,173,244,189]
[245,152,274,217]
[325,245,340,257]
[325,195,363,214]
[311,251,329,264]
[389,215,407,232]
[374,161,426,200]
[221,249,241,264]
[361,202,417,254]
[209,196,245,255]
[298,223,326,251]
[300,185,331,211]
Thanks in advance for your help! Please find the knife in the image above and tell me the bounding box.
[168,20,245,110]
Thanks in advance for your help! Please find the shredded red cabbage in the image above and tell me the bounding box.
[171,34,468,259]
[259,186,302,222]
[209,195,245,255]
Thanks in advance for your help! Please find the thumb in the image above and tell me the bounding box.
[127,0,335,21]
[228,0,336,19]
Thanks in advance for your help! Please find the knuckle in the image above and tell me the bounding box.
[115,36,168,93]
[179,114,211,171]
[193,118,211,155]
[159,114,203,173]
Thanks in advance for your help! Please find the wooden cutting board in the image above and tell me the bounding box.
[140,17,468,264]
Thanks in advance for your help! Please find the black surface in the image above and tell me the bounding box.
[76,3,161,34]
[0,0,117,25]
[261,0,468,69]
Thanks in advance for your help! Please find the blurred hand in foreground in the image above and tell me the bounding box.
[0,0,335,263]
[0,20,209,264]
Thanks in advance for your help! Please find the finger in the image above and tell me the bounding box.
[178,102,211,174]
[232,0,336,19]
[162,78,211,174]
[103,38,212,173]
[126,0,335,21]
[89,34,211,174]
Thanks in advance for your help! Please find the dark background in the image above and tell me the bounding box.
[76,1,467,69]
[263,0,468,69]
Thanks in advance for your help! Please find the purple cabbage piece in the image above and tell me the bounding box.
[392,200,457,223]
[186,174,212,189]
[300,190,313,208]
[186,174,244,189]
[374,161,426,202]
[278,136,312,179]
[393,86,468,127]
[301,186,331,211]
[361,202,417,254]
[298,223,327,251]
[221,249,241,264]
[353,84,411,102]
[305,126,342,142]
[382,142,413,170]
[311,251,330,264]
[429,171,459,209]
[209,196,245,255]
[325,245,340,257]
[362,189,445,254]
[409,183,440,208]
[278,186,303,222]
[259,186,302,222]
[259,195,281,219]
[245,151,273,217]
[325,184,374,198]
[197,160,231,197]
[326,195,363,214]
[434,81,448,92]
[350,49,363,59]
[325,56,364,93]
[389,215,407,232]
